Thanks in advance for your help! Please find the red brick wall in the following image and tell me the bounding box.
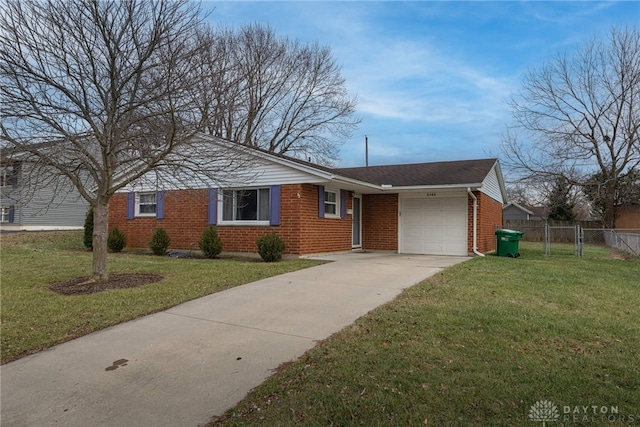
[297,184,353,254]
[467,191,503,254]
[108,184,354,256]
[110,189,209,251]
[362,193,398,251]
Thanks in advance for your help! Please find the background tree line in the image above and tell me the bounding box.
[502,26,640,226]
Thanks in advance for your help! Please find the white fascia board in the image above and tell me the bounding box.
[331,176,384,191]
[378,183,484,192]
[330,177,484,194]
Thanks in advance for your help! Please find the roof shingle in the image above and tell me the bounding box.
[334,158,498,186]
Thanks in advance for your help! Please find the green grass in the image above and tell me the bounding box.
[211,242,640,426]
[0,231,323,364]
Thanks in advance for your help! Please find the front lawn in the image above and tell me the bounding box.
[0,231,322,363]
[211,242,640,426]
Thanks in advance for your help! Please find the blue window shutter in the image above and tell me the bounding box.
[318,185,325,218]
[340,190,347,219]
[269,185,281,226]
[126,192,135,220]
[156,191,165,219]
[8,205,15,223]
[208,188,218,225]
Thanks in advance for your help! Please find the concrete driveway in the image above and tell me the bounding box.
[0,252,468,427]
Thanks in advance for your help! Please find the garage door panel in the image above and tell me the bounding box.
[400,196,467,256]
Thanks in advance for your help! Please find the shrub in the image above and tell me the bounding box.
[256,233,285,262]
[83,206,94,250]
[107,227,127,253]
[149,228,170,256]
[199,226,223,259]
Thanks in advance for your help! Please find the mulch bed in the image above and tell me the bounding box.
[49,273,163,296]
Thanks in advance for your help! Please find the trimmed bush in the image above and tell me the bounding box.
[83,206,93,250]
[149,228,170,256]
[107,227,127,253]
[256,233,285,262]
[199,226,223,259]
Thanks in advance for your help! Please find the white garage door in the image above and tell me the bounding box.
[400,196,468,256]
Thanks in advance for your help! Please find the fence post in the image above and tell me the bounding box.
[574,225,582,257]
[578,225,584,257]
[544,222,550,255]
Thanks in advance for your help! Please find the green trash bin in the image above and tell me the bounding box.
[495,229,524,257]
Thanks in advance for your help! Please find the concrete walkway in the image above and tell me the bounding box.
[0,252,468,427]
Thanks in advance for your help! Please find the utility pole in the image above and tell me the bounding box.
[365,135,369,167]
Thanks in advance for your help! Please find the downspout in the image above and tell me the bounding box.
[467,188,485,257]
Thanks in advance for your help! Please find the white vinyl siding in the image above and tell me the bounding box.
[120,157,330,193]
[479,165,504,204]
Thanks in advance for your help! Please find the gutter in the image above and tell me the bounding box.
[467,188,485,257]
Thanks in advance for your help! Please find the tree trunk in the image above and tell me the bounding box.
[91,200,109,281]
[603,180,617,229]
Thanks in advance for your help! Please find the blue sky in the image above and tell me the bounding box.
[204,1,639,168]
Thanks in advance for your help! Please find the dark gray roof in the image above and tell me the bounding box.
[333,158,498,186]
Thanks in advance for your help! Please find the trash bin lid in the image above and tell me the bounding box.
[495,229,525,236]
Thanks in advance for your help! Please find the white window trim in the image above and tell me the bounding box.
[0,206,10,223]
[218,187,270,226]
[135,191,157,217]
[0,168,10,187]
[324,188,340,218]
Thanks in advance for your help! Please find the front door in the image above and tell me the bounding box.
[352,195,361,247]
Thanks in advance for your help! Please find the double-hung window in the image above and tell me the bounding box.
[221,188,270,223]
[324,189,338,217]
[136,192,157,216]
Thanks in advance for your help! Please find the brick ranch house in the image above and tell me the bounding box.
[109,137,507,257]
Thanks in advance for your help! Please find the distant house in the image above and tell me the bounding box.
[616,206,640,229]
[503,203,533,220]
[503,202,545,221]
[109,136,508,257]
[0,158,88,231]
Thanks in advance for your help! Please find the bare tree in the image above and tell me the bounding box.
[502,26,640,227]
[0,0,245,281]
[199,23,360,165]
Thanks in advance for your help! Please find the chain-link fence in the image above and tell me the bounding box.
[583,228,640,259]
[502,220,639,259]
